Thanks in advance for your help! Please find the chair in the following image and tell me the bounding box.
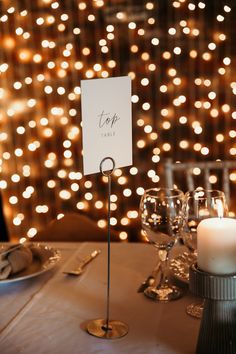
[34,212,120,242]
[0,192,9,242]
[163,159,236,210]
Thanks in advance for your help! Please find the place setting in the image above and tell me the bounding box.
[0,70,235,354]
[1,71,235,353]
[0,242,61,284]
[0,1,236,353]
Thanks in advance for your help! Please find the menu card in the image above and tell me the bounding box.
[81,76,132,175]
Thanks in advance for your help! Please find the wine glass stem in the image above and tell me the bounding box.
[157,250,169,288]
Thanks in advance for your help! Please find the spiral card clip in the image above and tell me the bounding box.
[87,157,129,339]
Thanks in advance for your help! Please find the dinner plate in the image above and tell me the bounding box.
[170,252,197,284]
[0,244,61,284]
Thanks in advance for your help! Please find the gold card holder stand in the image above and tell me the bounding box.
[87,157,129,339]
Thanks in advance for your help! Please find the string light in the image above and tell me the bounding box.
[0,1,235,242]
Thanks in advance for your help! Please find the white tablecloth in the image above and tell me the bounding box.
[0,242,200,354]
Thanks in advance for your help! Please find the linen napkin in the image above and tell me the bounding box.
[29,245,54,263]
[0,245,33,280]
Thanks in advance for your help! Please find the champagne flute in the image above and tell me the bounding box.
[140,188,184,301]
[182,189,228,318]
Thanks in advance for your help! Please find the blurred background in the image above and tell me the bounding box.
[0,0,235,242]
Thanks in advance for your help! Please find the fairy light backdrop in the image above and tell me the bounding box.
[0,0,235,242]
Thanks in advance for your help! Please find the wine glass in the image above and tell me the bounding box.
[182,189,228,318]
[140,187,184,301]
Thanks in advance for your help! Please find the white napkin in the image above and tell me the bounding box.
[0,246,33,280]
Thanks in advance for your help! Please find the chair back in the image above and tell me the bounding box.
[34,213,119,242]
[163,159,236,209]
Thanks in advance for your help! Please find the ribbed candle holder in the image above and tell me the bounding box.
[189,263,236,354]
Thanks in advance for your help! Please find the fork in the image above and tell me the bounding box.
[137,261,160,293]
[63,249,101,276]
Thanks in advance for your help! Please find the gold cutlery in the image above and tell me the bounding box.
[63,249,101,276]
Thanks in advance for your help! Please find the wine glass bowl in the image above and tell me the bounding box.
[182,189,228,317]
[182,189,228,255]
[140,188,184,302]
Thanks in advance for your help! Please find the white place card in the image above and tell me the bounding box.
[81,76,132,175]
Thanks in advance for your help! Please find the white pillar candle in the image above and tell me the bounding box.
[197,218,236,275]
